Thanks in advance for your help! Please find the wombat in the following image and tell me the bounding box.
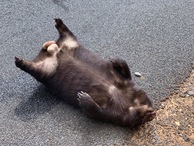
[15,18,156,127]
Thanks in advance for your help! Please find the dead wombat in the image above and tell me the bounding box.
[15,18,156,127]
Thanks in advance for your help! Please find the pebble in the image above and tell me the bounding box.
[182,134,190,142]
[191,140,194,144]
[187,91,194,96]
[153,135,159,144]
[160,103,166,109]
[192,61,194,68]
[178,125,185,131]
[174,90,179,94]
[179,93,186,98]
[175,121,180,126]
[134,72,141,77]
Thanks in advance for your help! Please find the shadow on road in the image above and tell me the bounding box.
[14,85,60,121]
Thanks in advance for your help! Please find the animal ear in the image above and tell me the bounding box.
[109,58,132,80]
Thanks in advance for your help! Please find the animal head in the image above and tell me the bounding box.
[126,89,156,127]
[108,83,155,127]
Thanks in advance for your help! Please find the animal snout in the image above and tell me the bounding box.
[146,109,156,121]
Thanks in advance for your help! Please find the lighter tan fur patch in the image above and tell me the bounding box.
[108,85,117,94]
[36,42,59,75]
[128,105,150,114]
[61,36,79,50]
[36,57,58,75]
[47,44,60,55]
[134,99,140,106]
[42,41,56,49]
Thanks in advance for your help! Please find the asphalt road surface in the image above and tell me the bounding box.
[1,0,194,145]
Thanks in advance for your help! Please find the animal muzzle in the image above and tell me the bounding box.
[146,109,156,121]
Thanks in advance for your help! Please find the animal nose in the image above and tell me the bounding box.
[146,109,156,121]
[149,111,156,117]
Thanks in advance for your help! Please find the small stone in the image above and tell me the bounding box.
[178,125,185,131]
[179,93,186,98]
[187,82,192,87]
[192,61,194,68]
[174,90,179,94]
[182,134,190,142]
[153,135,159,144]
[175,121,180,126]
[187,91,194,96]
[160,103,165,109]
[191,140,194,144]
[135,72,141,77]
[172,109,177,113]
[182,88,188,93]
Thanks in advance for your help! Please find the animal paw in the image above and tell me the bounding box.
[47,44,59,55]
[42,41,56,50]
[77,91,92,105]
[15,57,24,68]
[42,41,59,55]
[55,18,64,28]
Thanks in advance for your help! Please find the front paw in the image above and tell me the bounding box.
[42,41,56,50]
[77,91,93,105]
[15,57,24,68]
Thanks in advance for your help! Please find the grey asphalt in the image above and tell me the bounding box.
[1,0,194,145]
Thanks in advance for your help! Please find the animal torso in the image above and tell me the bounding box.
[46,52,121,108]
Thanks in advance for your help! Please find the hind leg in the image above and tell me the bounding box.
[55,18,75,38]
[109,58,132,80]
[42,41,56,50]
[55,18,79,50]
[15,57,45,81]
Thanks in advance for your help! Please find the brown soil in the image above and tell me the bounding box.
[126,69,194,145]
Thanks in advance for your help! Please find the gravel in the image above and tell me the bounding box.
[187,91,194,96]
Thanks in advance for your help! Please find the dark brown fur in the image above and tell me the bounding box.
[15,19,156,127]
[54,18,132,88]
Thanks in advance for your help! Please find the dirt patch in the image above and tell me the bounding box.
[124,69,194,145]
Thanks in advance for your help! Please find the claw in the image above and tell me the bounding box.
[55,18,63,25]
[15,57,29,71]
[77,91,90,99]
[77,93,81,98]
[15,57,23,67]
[15,56,22,61]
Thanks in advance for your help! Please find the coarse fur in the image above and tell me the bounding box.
[54,18,132,89]
[15,18,156,127]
